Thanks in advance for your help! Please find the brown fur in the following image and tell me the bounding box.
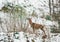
[27,18,47,38]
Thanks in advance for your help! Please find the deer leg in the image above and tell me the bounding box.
[41,28,47,39]
[41,28,46,35]
[33,28,38,37]
[33,28,35,33]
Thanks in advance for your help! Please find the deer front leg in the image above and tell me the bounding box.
[33,28,38,37]
[33,28,35,33]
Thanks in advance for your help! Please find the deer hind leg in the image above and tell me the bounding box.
[41,28,46,35]
[41,28,47,39]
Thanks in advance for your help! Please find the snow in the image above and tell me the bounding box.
[0,0,59,42]
[0,32,60,42]
[0,0,49,14]
[0,10,59,42]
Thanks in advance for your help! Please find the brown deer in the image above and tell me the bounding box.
[27,18,47,39]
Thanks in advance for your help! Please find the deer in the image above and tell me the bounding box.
[27,18,47,39]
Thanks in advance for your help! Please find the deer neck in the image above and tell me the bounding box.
[29,19,32,25]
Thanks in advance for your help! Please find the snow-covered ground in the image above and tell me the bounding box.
[0,0,59,42]
[0,32,60,42]
[0,11,59,42]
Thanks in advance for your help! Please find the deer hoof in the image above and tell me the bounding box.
[42,35,47,39]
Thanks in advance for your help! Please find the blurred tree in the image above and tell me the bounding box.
[0,2,27,32]
[49,0,51,15]
[50,0,60,32]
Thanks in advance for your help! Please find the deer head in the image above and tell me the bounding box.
[26,18,32,25]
